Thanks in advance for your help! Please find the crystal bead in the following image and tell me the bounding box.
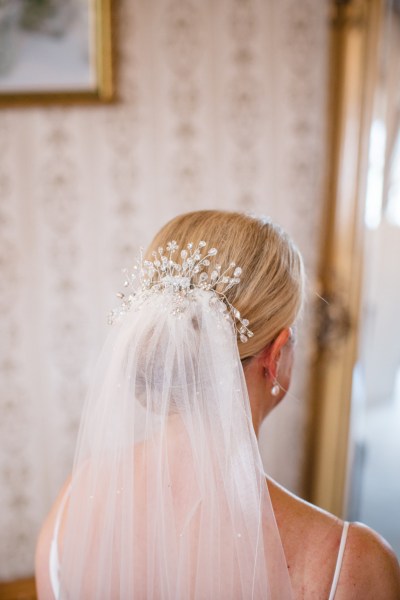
[166,240,178,252]
[110,240,251,343]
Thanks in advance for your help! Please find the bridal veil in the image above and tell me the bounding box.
[58,240,293,599]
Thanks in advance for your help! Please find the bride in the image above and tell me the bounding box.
[35,210,400,599]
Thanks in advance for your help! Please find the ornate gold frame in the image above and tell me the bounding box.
[0,0,114,106]
[307,0,383,516]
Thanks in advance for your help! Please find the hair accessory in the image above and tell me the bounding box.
[109,240,254,343]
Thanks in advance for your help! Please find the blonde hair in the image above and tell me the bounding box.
[147,210,305,359]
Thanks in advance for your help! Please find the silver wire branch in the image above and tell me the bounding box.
[109,240,254,343]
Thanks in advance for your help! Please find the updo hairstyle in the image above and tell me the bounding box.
[147,210,305,360]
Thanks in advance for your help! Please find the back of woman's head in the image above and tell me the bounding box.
[147,210,305,359]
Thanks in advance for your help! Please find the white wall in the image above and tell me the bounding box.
[0,0,329,579]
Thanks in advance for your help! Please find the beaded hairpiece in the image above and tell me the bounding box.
[109,240,253,343]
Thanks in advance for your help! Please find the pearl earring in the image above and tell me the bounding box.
[271,383,280,397]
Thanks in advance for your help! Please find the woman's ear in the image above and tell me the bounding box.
[261,328,291,380]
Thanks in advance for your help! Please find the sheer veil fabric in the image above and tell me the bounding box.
[59,284,293,598]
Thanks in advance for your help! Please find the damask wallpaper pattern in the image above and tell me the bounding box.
[0,0,329,579]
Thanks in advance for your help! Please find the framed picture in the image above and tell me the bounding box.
[0,0,113,105]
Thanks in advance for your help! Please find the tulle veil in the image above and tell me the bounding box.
[58,243,293,599]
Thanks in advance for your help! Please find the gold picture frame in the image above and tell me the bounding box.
[0,0,113,106]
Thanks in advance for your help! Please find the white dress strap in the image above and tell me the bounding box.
[328,521,350,600]
[49,486,71,599]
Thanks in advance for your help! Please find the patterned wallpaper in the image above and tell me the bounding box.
[0,0,329,579]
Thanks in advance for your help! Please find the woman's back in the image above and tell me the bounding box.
[36,471,400,599]
[37,435,206,598]
[37,429,287,599]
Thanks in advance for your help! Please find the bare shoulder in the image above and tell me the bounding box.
[266,477,400,599]
[336,521,400,599]
[266,475,343,538]
[35,476,72,599]
[266,476,345,596]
